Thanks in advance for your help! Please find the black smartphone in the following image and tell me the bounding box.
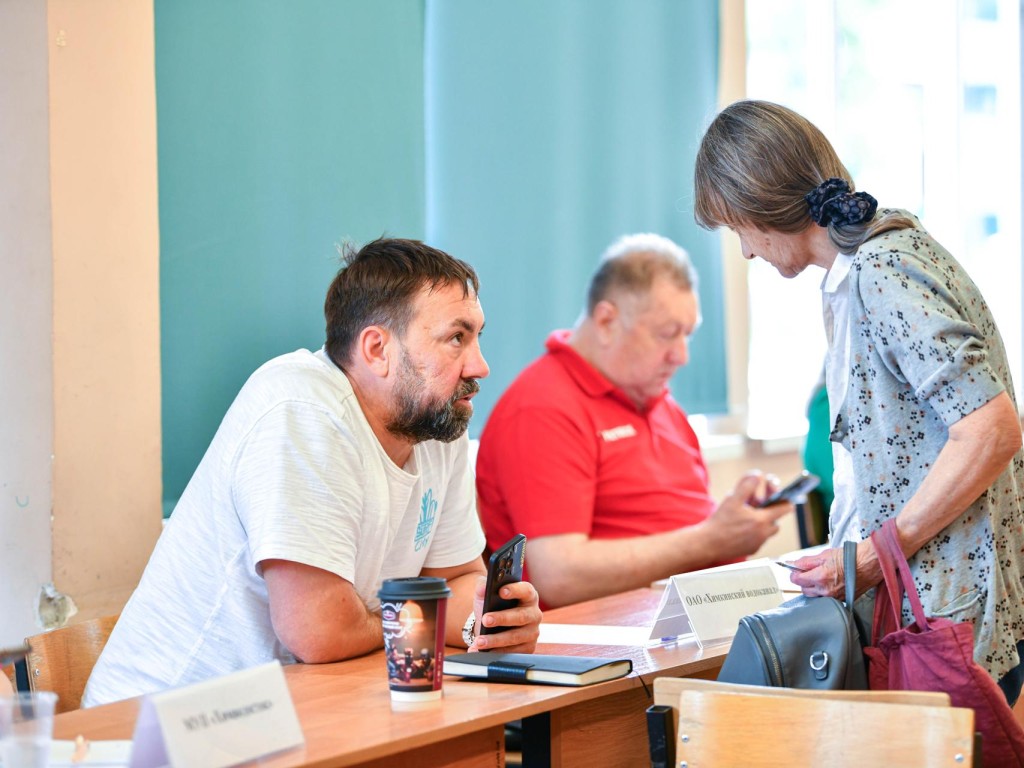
[756,470,821,508]
[480,533,526,636]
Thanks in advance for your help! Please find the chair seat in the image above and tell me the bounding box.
[651,677,974,767]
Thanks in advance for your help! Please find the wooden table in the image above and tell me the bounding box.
[53,588,727,767]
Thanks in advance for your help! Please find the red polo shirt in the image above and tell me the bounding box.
[476,331,716,576]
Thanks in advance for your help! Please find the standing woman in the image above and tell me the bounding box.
[693,99,1024,704]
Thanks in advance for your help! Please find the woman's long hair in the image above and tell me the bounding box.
[693,100,915,255]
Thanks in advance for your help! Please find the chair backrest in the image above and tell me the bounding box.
[24,614,119,714]
[653,678,974,767]
[655,676,952,709]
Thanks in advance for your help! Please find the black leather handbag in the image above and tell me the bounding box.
[717,540,867,690]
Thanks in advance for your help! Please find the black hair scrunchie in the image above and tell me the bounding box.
[805,177,878,227]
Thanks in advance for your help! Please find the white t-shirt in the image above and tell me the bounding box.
[820,252,858,545]
[82,348,484,707]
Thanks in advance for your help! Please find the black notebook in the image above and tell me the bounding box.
[442,652,632,687]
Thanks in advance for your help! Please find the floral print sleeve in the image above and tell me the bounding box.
[855,230,1005,427]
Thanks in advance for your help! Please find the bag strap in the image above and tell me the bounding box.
[870,519,932,643]
[870,522,904,641]
[843,539,857,611]
[879,519,931,628]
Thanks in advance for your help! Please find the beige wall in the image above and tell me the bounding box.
[47,0,163,623]
[718,0,750,418]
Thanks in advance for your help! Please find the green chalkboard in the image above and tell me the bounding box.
[156,0,727,516]
[156,1,426,513]
[426,0,727,426]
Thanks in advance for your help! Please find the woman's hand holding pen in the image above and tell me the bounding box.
[787,538,882,598]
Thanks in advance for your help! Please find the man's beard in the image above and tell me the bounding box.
[388,360,480,444]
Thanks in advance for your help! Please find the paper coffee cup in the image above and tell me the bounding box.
[378,577,451,702]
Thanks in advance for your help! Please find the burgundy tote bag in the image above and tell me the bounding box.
[866,519,1024,768]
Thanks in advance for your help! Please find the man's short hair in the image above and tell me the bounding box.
[586,233,697,314]
[324,237,480,370]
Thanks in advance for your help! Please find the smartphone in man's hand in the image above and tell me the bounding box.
[755,471,820,508]
[480,533,526,636]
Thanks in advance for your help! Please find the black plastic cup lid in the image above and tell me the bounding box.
[378,576,451,600]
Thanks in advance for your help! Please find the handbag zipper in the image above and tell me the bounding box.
[746,614,784,686]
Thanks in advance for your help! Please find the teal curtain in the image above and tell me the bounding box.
[425,0,726,435]
[156,1,427,513]
[157,1,726,513]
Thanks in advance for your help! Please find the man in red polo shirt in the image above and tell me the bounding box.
[475,233,792,608]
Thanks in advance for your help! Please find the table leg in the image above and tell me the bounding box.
[520,712,551,768]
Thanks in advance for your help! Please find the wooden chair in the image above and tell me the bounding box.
[22,614,119,714]
[652,677,975,767]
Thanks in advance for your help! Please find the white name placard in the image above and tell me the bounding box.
[649,558,785,649]
[130,660,304,768]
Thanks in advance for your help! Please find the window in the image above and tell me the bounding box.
[744,0,1022,439]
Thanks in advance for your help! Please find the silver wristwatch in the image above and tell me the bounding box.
[461,612,477,647]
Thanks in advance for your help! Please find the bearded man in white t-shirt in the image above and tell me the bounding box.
[83,238,542,707]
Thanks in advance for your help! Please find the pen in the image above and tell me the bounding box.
[773,560,807,572]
